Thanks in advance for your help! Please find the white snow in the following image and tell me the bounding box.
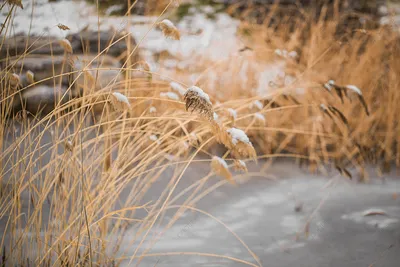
[186,86,211,104]
[159,19,175,30]
[213,112,219,121]
[227,108,237,120]
[238,160,246,167]
[255,113,265,122]
[190,133,197,141]
[251,100,263,110]
[112,92,131,106]
[274,49,283,56]
[182,141,189,149]
[227,128,251,145]
[160,92,179,101]
[288,51,298,58]
[170,82,186,96]
[346,85,363,95]
[149,135,158,141]
[149,106,157,113]
[212,156,229,169]
[324,83,332,91]
[320,104,328,111]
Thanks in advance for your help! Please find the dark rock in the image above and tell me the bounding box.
[13,85,72,115]
[71,54,124,94]
[0,34,81,58]
[9,55,74,86]
[8,54,123,91]
[67,30,139,60]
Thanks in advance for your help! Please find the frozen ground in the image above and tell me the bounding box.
[115,162,400,266]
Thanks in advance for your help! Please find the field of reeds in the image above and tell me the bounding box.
[1,0,399,266]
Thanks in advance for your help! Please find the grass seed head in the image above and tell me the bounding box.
[149,106,157,113]
[184,86,213,120]
[64,140,74,152]
[111,92,131,111]
[57,23,70,31]
[215,127,256,159]
[211,156,234,183]
[227,108,237,121]
[9,73,20,87]
[59,39,73,53]
[7,0,23,9]
[158,19,180,40]
[26,70,34,84]
[234,160,248,172]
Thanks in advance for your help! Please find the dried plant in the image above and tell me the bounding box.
[234,160,248,172]
[211,156,234,183]
[111,92,131,111]
[157,19,180,40]
[183,86,213,120]
[57,23,70,31]
[6,0,23,9]
[9,73,20,88]
[26,70,35,84]
[59,39,73,53]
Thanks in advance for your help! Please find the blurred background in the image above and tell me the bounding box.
[1,0,400,266]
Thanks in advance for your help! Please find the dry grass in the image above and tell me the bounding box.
[1,0,400,266]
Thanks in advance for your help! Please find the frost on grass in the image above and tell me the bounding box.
[111,92,131,111]
[170,82,186,96]
[288,51,298,58]
[345,85,362,95]
[160,92,180,101]
[275,49,297,59]
[345,84,369,115]
[184,85,213,119]
[227,108,237,120]
[213,112,219,121]
[157,19,180,40]
[227,127,251,145]
[186,86,211,104]
[255,113,266,124]
[149,106,157,113]
[149,135,158,141]
[234,159,248,172]
[112,92,130,104]
[250,100,263,110]
[211,156,233,183]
